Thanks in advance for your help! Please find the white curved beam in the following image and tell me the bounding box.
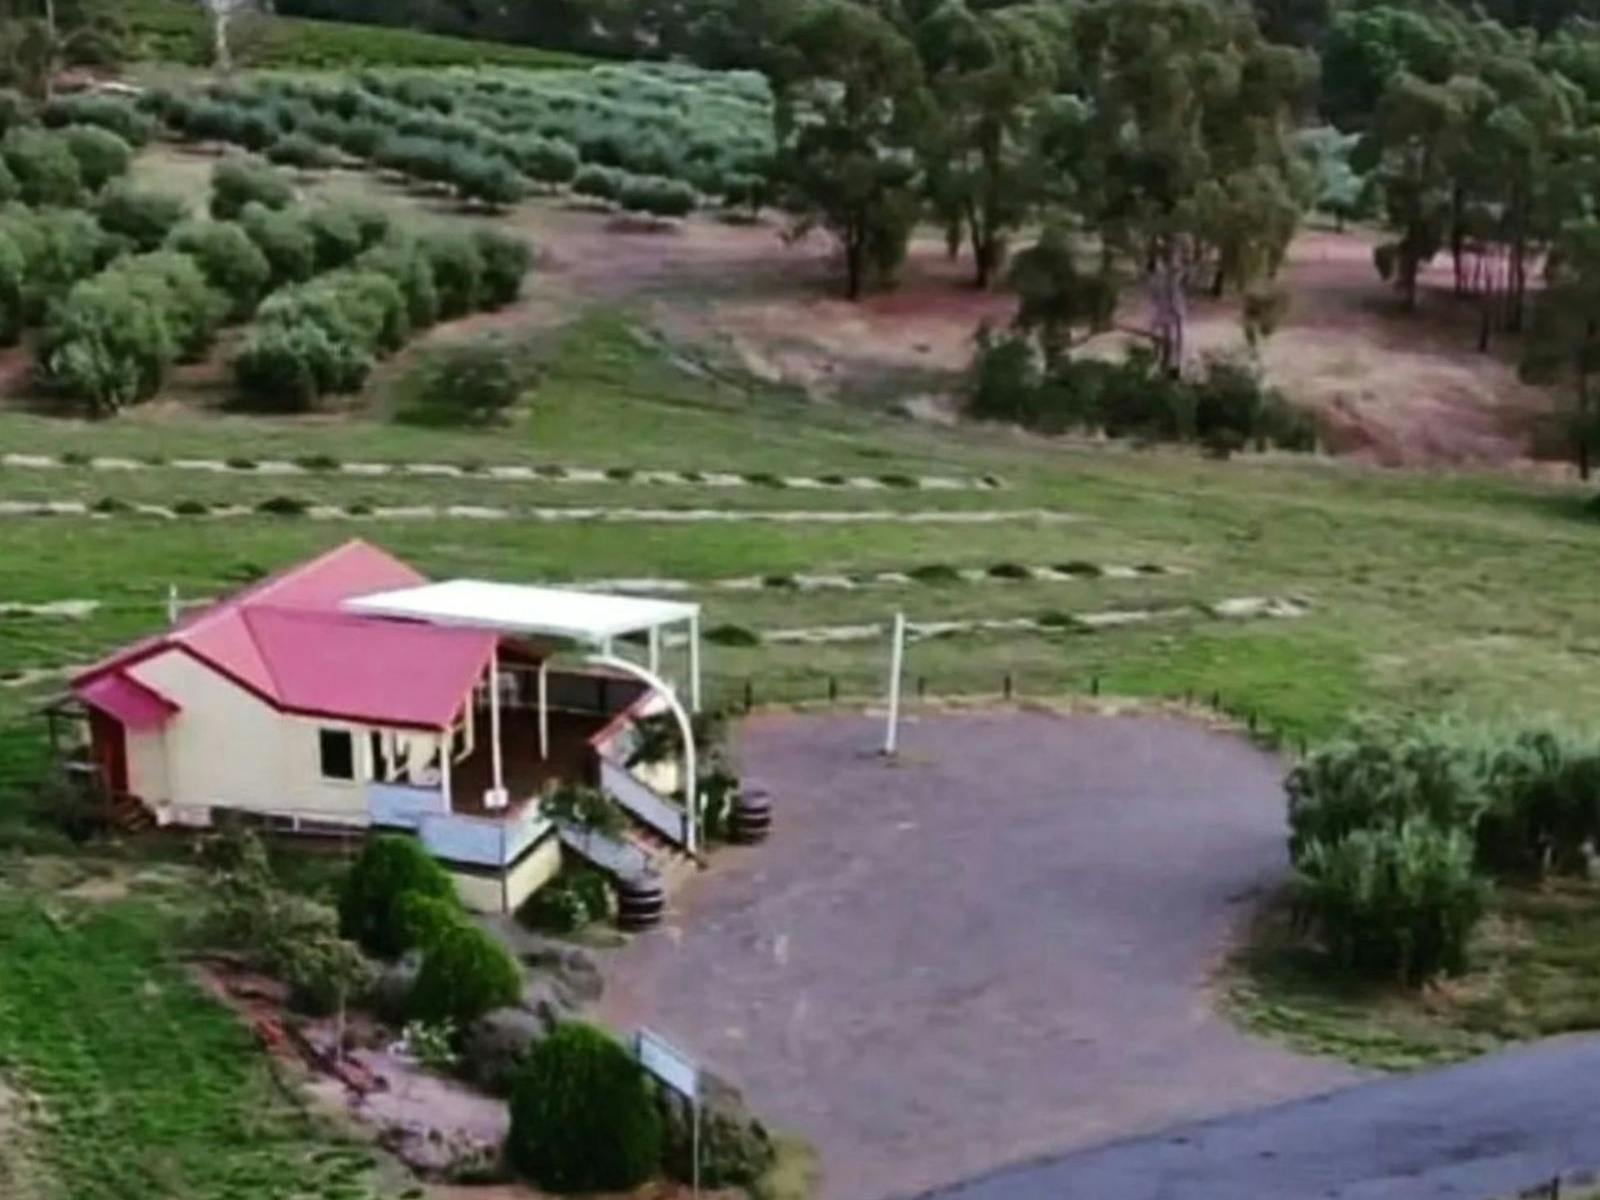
[584,653,697,855]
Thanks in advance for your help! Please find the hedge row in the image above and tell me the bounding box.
[141,62,777,214]
[233,225,531,410]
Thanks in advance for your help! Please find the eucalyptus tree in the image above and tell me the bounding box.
[1049,0,1313,373]
[0,0,125,102]
[915,1,1069,287]
[771,0,934,299]
[1521,220,1600,479]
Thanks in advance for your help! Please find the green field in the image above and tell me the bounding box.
[5,308,1600,804]
[0,860,403,1200]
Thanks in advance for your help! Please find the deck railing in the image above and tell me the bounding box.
[598,754,688,847]
[367,781,449,829]
[419,804,552,867]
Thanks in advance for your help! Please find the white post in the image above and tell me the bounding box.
[441,727,453,811]
[489,643,505,806]
[538,658,550,761]
[167,584,180,626]
[648,625,661,676]
[688,612,702,713]
[883,612,906,757]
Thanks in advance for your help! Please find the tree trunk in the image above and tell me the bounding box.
[844,224,864,301]
[1149,246,1186,375]
[214,8,234,74]
[1450,185,1465,297]
[1580,328,1594,482]
[42,0,57,104]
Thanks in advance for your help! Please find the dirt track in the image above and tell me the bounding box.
[595,711,1360,1200]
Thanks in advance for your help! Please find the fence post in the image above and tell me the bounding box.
[827,676,837,704]
[916,675,926,699]
[1003,672,1013,700]
[743,678,753,713]
[1090,674,1100,696]
[1210,689,1221,709]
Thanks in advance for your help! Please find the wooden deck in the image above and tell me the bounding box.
[449,708,608,816]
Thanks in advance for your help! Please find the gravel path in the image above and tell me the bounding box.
[595,711,1359,1200]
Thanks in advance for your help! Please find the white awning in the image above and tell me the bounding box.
[343,580,700,643]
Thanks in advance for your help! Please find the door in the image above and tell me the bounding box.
[88,710,128,796]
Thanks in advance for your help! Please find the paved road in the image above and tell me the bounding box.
[596,711,1359,1200]
[918,1033,1600,1200]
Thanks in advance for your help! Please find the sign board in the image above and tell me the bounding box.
[636,1028,698,1100]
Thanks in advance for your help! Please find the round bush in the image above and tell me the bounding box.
[337,834,461,958]
[507,1022,663,1193]
[2,207,106,320]
[0,157,14,206]
[394,890,465,953]
[240,202,316,288]
[0,90,26,137]
[96,184,187,252]
[619,174,696,219]
[1,127,83,207]
[304,204,365,272]
[572,163,624,202]
[451,152,525,209]
[267,132,339,170]
[420,231,484,318]
[473,228,532,309]
[103,251,228,362]
[514,135,579,187]
[233,322,336,412]
[167,220,271,319]
[60,125,132,193]
[357,234,439,329]
[401,336,527,426]
[1292,819,1488,985]
[211,158,294,220]
[41,95,154,147]
[42,275,175,413]
[408,919,523,1027]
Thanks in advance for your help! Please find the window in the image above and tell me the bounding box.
[319,728,356,782]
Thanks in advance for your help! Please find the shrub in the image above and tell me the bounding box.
[59,125,132,192]
[3,206,107,318]
[394,890,466,953]
[41,252,225,413]
[256,495,308,516]
[420,231,484,318]
[513,135,579,187]
[408,919,522,1027]
[473,228,532,309]
[41,95,154,147]
[517,867,613,934]
[211,158,293,220]
[95,183,187,252]
[1,127,83,207]
[400,337,528,426]
[507,1022,663,1193]
[239,202,316,287]
[1476,728,1600,879]
[267,132,339,170]
[167,220,271,319]
[0,90,26,137]
[304,204,366,272]
[451,152,525,209]
[0,158,14,206]
[1292,819,1488,985]
[337,834,462,958]
[356,234,439,328]
[0,230,23,345]
[1285,725,1486,864]
[572,163,625,201]
[619,174,696,218]
[103,251,228,361]
[232,322,336,412]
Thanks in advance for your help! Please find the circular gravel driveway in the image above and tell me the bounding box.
[595,710,1360,1200]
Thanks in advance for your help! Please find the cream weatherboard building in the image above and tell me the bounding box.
[66,540,703,914]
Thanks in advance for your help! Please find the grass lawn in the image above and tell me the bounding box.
[1226,877,1600,1072]
[0,861,408,1200]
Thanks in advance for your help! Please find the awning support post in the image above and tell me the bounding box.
[648,625,661,676]
[688,612,701,713]
[538,658,549,761]
[489,643,505,806]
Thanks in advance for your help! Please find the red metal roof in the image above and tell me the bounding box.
[78,672,179,731]
[72,540,497,730]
